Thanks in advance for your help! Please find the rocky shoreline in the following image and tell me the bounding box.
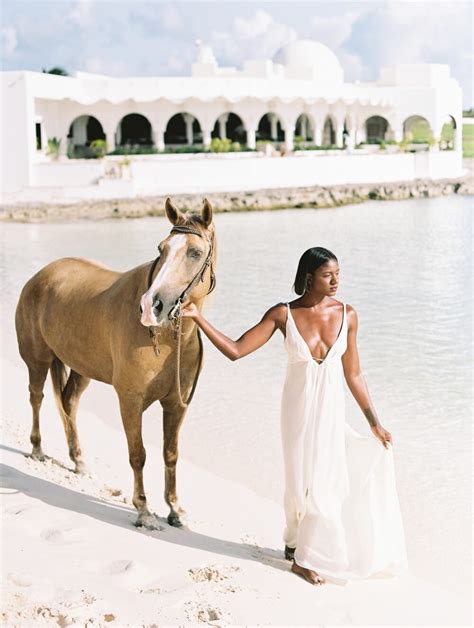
[1,175,472,223]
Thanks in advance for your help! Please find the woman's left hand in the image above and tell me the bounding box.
[180,301,200,320]
[371,424,392,449]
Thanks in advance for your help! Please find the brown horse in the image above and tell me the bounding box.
[15,198,217,529]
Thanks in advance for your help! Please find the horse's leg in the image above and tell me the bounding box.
[162,403,188,527]
[62,370,90,474]
[27,361,51,460]
[117,392,159,530]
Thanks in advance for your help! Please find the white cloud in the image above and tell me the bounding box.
[211,10,297,66]
[160,4,183,32]
[69,0,94,26]
[233,9,274,40]
[311,12,361,49]
[2,26,18,56]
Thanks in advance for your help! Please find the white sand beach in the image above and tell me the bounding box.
[1,354,471,626]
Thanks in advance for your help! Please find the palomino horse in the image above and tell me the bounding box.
[15,198,217,529]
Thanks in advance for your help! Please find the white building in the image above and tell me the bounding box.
[0,39,464,198]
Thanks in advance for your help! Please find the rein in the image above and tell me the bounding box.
[146,223,216,408]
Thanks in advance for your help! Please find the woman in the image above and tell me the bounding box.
[182,246,408,586]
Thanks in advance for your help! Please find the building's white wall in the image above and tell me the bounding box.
[32,161,103,187]
[21,152,463,203]
[129,153,416,194]
[1,73,36,194]
[413,151,462,179]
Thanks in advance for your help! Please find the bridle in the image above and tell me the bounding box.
[146,223,216,324]
[145,223,216,408]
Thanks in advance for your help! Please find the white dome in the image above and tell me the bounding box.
[273,39,344,84]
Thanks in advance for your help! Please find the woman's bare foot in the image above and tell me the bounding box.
[284,545,295,561]
[291,560,326,585]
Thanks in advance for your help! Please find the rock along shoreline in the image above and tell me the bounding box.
[1,175,472,223]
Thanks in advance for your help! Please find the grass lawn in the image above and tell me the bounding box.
[461,124,474,158]
[409,119,474,158]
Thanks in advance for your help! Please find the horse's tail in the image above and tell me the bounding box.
[50,356,71,434]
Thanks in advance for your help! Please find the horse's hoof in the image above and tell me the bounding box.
[74,462,88,476]
[29,448,45,462]
[167,513,184,528]
[135,513,163,531]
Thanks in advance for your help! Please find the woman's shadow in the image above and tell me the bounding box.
[0,445,288,573]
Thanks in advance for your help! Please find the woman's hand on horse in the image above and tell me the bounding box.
[181,302,200,319]
[370,424,392,449]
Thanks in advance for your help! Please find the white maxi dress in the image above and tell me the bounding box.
[281,302,409,583]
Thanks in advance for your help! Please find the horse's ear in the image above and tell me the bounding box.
[165,198,186,225]
[201,198,213,228]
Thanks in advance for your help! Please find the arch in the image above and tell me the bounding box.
[211,112,247,144]
[440,114,456,150]
[257,112,285,142]
[322,115,335,145]
[295,113,314,142]
[117,113,152,146]
[67,115,105,147]
[164,112,202,145]
[365,115,389,143]
[402,115,432,144]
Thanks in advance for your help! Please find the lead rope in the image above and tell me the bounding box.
[174,316,204,408]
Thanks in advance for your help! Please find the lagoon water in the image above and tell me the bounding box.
[1,195,472,598]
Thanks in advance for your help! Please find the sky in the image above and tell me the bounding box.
[1,0,472,106]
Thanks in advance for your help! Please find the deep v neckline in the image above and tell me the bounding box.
[286,303,345,363]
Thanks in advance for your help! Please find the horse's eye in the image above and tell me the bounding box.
[189,249,202,259]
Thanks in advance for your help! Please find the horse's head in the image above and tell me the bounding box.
[140,198,216,327]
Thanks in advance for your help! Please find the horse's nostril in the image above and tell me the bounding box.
[139,304,143,314]
[153,298,164,316]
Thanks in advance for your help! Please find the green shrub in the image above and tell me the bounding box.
[47,137,61,159]
[108,144,158,155]
[68,145,98,159]
[90,139,108,158]
[210,137,232,152]
[295,144,343,151]
[163,145,208,154]
[398,138,410,152]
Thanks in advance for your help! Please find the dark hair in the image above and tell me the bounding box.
[293,247,338,295]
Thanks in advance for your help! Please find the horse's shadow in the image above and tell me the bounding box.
[0,447,288,574]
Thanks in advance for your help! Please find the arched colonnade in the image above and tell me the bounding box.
[65,109,461,154]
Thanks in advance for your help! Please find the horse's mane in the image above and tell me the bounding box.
[182,213,211,231]
[181,213,217,244]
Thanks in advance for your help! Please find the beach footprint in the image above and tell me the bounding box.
[40,526,84,546]
[188,565,240,583]
[7,572,33,588]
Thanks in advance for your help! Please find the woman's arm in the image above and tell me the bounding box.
[342,305,392,448]
[181,302,282,361]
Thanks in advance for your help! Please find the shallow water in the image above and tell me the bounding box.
[1,195,472,598]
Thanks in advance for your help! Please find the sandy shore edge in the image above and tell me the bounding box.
[1,171,473,223]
